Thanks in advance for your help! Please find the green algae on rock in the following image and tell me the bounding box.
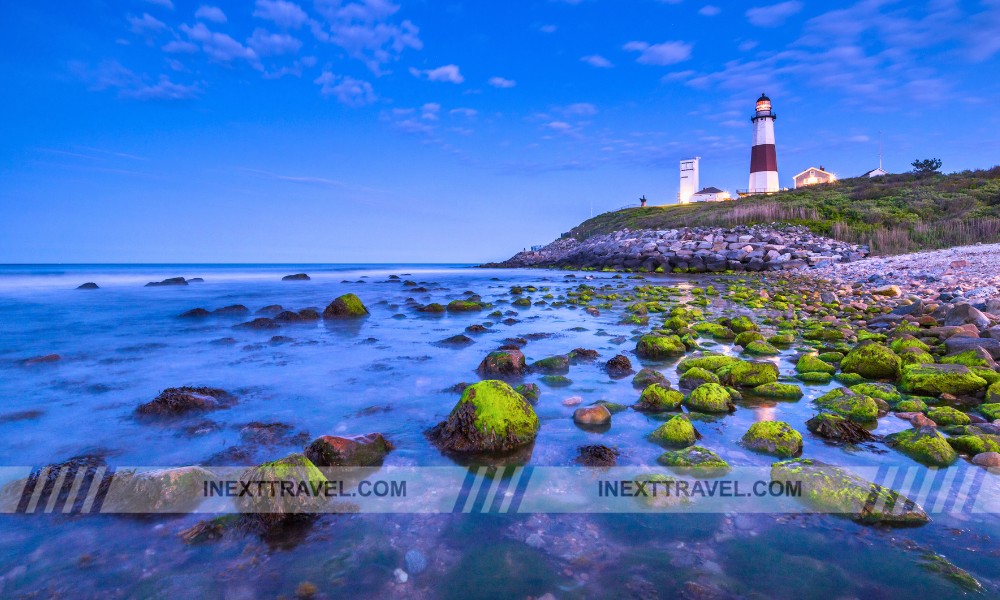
[514,383,540,404]
[796,371,833,384]
[898,364,989,396]
[677,353,740,374]
[657,445,731,478]
[947,434,1000,456]
[742,421,803,457]
[446,299,485,312]
[684,383,735,413]
[980,402,1000,421]
[322,293,369,318]
[632,367,668,389]
[236,454,328,530]
[770,458,929,526]
[796,355,836,375]
[885,427,958,467]
[531,355,570,374]
[477,348,527,377]
[926,406,971,427]
[815,387,879,422]
[678,366,720,390]
[840,342,902,380]
[719,360,779,388]
[743,340,781,356]
[729,316,758,334]
[634,383,684,412]
[428,380,540,453]
[635,334,686,359]
[805,413,875,443]
[649,414,700,448]
[751,382,804,400]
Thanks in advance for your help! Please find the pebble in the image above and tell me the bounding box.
[562,396,583,406]
[393,568,408,584]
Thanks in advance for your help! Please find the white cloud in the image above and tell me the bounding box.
[128,13,167,33]
[421,102,441,120]
[450,108,477,117]
[738,40,758,52]
[248,28,302,55]
[746,1,803,27]
[562,102,597,116]
[74,60,197,101]
[127,75,200,100]
[487,76,516,88]
[699,5,721,16]
[195,5,227,24]
[180,22,261,67]
[313,0,423,72]
[143,0,174,9]
[410,64,464,83]
[581,54,613,68]
[253,0,309,28]
[547,121,573,131]
[163,40,198,53]
[623,40,692,65]
[314,71,377,106]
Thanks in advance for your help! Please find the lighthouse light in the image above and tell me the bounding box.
[756,99,771,113]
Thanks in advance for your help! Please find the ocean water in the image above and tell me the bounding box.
[0,264,996,598]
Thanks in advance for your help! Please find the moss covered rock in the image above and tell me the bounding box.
[850,382,902,403]
[679,366,720,390]
[649,414,700,448]
[840,342,901,380]
[734,331,765,347]
[685,383,735,413]
[771,458,928,525]
[429,380,540,453]
[691,322,735,340]
[926,406,971,426]
[815,387,879,422]
[947,434,1000,456]
[833,372,867,386]
[769,333,796,346]
[720,360,779,388]
[796,355,836,375]
[634,383,684,412]
[743,340,781,356]
[676,353,740,373]
[635,334,686,359]
[898,364,989,396]
[796,372,833,384]
[986,382,1000,404]
[752,382,804,400]
[657,446,730,478]
[304,433,394,467]
[514,383,540,404]
[742,421,803,457]
[729,316,758,333]
[447,299,484,312]
[236,454,328,530]
[941,349,996,368]
[322,293,369,318]
[895,398,928,413]
[980,402,1000,421]
[885,427,958,467]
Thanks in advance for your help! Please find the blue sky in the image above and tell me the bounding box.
[2,0,999,263]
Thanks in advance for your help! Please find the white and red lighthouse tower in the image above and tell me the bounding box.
[748,93,779,194]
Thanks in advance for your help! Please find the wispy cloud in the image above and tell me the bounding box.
[746,1,803,27]
[699,5,721,17]
[487,76,516,88]
[143,0,174,9]
[313,0,422,72]
[71,60,199,101]
[623,40,692,65]
[253,0,308,28]
[581,54,613,68]
[180,22,261,68]
[410,64,464,83]
[194,5,227,24]
[248,29,302,55]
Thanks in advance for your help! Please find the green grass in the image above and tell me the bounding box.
[565,167,1000,255]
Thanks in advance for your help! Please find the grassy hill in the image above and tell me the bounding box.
[566,166,1000,255]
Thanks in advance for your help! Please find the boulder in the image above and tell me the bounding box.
[77,282,99,290]
[180,308,211,318]
[323,293,369,318]
[971,452,1000,467]
[632,367,668,389]
[771,458,928,525]
[282,273,311,281]
[236,454,328,530]
[102,466,212,513]
[428,380,539,453]
[477,348,527,377]
[742,421,803,457]
[805,413,874,442]
[145,277,187,287]
[605,355,634,378]
[796,355,836,375]
[678,366,719,391]
[514,383,540,404]
[576,445,619,467]
[719,360,779,387]
[531,355,570,374]
[657,446,730,478]
[944,303,990,330]
[677,353,740,373]
[573,405,612,427]
[751,382,804,400]
[136,387,236,416]
[814,388,878,422]
[304,433,394,467]
[635,334,686,359]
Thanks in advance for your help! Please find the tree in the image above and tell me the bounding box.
[911,158,942,175]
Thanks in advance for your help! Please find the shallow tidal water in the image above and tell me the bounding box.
[0,264,997,599]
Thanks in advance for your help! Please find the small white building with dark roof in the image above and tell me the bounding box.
[689,187,732,202]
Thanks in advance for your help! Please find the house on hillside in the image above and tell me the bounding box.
[793,166,836,188]
[689,187,732,202]
[862,166,888,178]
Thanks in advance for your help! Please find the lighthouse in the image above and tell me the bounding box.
[748,93,779,194]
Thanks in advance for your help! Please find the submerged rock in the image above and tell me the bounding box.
[282,273,311,281]
[179,308,211,318]
[102,466,212,513]
[649,414,700,447]
[304,433,394,467]
[573,405,612,428]
[236,453,328,531]
[771,458,929,526]
[514,383,540,404]
[576,444,619,466]
[136,386,236,416]
[751,382,804,400]
[635,334,686,359]
[531,355,570,374]
[428,380,539,453]
[20,354,61,366]
[742,421,803,457]
[323,293,370,318]
[77,282,99,289]
[145,277,188,287]
[657,446,730,478]
[632,367,668,389]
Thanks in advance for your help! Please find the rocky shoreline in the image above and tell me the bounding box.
[484,224,868,272]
